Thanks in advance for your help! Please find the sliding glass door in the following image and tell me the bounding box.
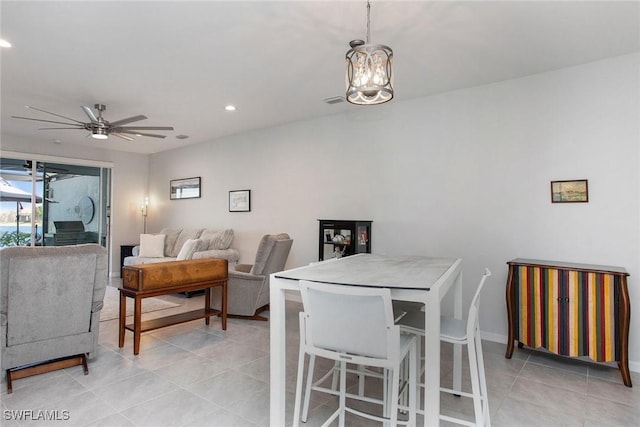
[0,157,110,249]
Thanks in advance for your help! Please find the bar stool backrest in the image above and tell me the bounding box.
[466,268,491,341]
[299,280,399,363]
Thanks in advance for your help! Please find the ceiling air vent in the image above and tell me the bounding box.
[323,96,345,105]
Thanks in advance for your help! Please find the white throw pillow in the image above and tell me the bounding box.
[176,238,203,260]
[139,234,166,258]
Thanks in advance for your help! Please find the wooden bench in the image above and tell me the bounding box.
[119,258,228,355]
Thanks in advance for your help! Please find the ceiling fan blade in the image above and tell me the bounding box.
[12,116,85,127]
[118,130,167,138]
[111,132,135,141]
[114,126,174,131]
[109,115,147,127]
[24,105,85,124]
[81,105,98,122]
[38,127,85,130]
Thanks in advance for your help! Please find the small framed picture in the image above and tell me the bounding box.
[229,190,251,212]
[170,177,201,200]
[551,179,588,203]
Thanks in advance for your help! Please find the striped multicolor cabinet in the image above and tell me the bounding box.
[505,258,631,387]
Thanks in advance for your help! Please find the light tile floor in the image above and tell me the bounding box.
[1,281,639,426]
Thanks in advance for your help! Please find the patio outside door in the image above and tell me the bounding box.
[0,157,111,249]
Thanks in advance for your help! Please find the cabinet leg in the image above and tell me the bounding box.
[505,340,514,359]
[618,277,632,387]
[617,361,633,387]
[506,340,524,359]
[505,264,516,359]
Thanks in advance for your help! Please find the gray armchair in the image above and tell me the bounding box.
[211,233,292,320]
[1,244,107,392]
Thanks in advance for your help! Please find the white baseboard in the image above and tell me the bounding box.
[480,331,508,345]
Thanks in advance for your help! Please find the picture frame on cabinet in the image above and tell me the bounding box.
[551,179,588,203]
[229,190,251,212]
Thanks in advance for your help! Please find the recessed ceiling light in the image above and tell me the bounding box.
[225,105,236,111]
[176,134,189,140]
[0,39,11,48]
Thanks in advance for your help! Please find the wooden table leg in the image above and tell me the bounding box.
[118,291,126,348]
[221,280,227,330]
[133,295,142,355]
[205,288,211,326]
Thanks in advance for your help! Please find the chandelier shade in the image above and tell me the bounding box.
[346,41,393,104]
[345,1,394,105]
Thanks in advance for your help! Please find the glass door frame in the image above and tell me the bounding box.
[0,150,113,254]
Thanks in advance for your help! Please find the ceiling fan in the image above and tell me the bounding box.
[12,104,174,141]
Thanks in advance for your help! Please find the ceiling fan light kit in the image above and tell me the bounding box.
[91,128,108,140]
[12,103,174,141]
[345,0,394,105]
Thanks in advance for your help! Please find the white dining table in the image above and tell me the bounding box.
[269,253,463,427]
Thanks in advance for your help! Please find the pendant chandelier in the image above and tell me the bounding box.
[345,0,394,105]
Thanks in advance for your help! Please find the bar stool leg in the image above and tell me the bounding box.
[475,333,490,426]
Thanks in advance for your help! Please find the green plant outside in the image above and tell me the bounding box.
[0,231,32,247]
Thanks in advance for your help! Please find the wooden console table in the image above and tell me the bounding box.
[505,258,631,387]
[119,259,228,355]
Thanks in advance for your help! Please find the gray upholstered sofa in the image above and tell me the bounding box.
[1,244,107,391]
[123,227,240,267]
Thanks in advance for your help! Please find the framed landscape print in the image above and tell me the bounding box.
[551,179,588,203]
[229,190,251,212]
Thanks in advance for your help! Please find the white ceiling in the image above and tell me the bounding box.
[1,1,638,155]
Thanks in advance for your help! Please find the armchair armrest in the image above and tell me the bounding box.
[228,269,265,282]
[91,301,104,313]
[192,248,240,263]
[234,263,253,273]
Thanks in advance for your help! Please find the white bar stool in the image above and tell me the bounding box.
[293,280,419,427]
[397,268,492,427]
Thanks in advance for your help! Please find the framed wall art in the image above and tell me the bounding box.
[170,177,201,200]
[229,189,251,212]
[551,179,588,203]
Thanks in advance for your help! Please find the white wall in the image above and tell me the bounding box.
[148,53,640,369]
[3,53,637,370]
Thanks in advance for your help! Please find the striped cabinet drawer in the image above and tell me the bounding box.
[505,259,631,387]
